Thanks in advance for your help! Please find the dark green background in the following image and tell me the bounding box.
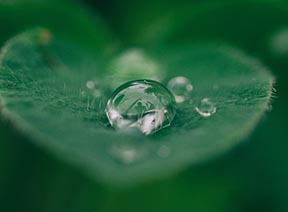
[0,0,287,211]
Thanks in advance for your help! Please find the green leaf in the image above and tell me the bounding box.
[0,29,274,185]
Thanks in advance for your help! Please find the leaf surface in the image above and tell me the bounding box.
[0,29,274,184]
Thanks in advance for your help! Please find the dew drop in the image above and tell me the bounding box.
[81,80,104,113]
[86,80,95,89]
[195,98,216,117]
[86,80,101,97]
[167,76,193,103]
[105,79,176,135]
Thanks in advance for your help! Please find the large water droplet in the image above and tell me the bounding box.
[167,76,193,103]
[105,79,176,135]
[195,98,216,117]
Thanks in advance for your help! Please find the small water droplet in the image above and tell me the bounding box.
[167,76,193,103]
[195,98,216,117]
[81,80,104,112]
[86,80,95,89]
[105,79,176,135]
[157,145,171,158]
[86,80,102,97]
[92,89,101,97]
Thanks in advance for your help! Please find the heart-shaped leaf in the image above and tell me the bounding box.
[0,28,274,185]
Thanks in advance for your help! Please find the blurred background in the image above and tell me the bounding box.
[0,0,288,211]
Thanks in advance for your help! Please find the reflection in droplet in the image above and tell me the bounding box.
[105,79,176,135]
[157,145,171,158]
[167,76,193,103]
[195,98,216,117]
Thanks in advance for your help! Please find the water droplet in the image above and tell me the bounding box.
[167,76,193,103]
[105,79,176,135]
[86,80,101,97]
[86,80,95,89]
[195,98,216,117]
[80,80,105,113]
[157,145,171,158]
